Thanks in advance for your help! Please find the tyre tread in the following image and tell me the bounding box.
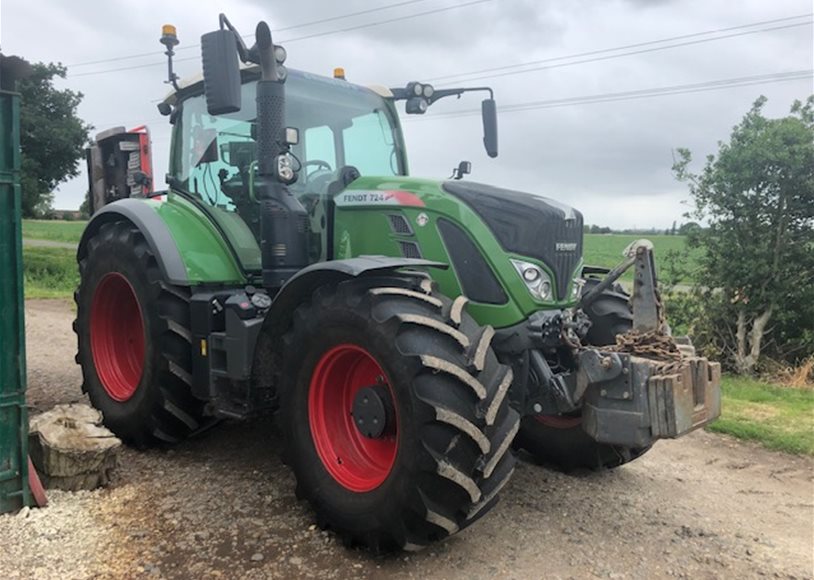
[278,274,520,552]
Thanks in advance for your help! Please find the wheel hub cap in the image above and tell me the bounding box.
[308,344,398,492]
[352,385,394,439]
[90,273,145,402]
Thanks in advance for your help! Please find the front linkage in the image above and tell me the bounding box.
[495,240,721,451]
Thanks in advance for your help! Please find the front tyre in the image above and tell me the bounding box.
[516,415,649,471]
[279,275,520,552]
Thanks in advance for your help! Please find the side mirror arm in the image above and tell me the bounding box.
[390,83,498,158]
[390,84,493,106]
[218,13,251,63]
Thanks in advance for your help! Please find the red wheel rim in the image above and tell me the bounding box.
[308,344,398,492]
[90,273,145,402]
[534,415,582,429]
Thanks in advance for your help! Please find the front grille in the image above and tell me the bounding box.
[388,214,413,235]
[548,217,582,299]
[442,181,583,300]
[399,241,422,259]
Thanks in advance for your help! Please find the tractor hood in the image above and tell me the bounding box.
[441,181,583,300]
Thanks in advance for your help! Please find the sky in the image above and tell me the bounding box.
[1,0,812,228]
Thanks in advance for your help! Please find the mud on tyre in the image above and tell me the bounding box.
[278,273,520,552]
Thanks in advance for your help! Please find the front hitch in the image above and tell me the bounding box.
[572,240,721,447]
[494,239,722,447]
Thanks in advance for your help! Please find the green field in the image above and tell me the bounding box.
[21,223,699,295]
[709,376,814,455]
[22,219,86,244]
[23,247,78,299]
[583,233,698,282]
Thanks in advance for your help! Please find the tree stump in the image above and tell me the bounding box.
[28,404,121,491]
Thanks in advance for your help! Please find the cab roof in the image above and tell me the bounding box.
[161,63,393,106]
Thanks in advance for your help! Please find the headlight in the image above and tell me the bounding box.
[276,153,296,184]
[406,97,429,114]
[571,277,585,301]
[511,259,553,301]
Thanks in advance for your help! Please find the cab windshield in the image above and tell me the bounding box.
[172,71,407,207]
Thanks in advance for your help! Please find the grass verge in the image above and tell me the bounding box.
[23,247,78,299]
[22,219,86,244]
[708,375,814,455]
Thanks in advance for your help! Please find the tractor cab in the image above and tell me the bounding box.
[161,68,408,266]
[89,20,499,288]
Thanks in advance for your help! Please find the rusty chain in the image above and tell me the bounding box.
[607,331,681,360]
[606,330,686,376]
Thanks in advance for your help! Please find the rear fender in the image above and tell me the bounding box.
[78,197,246,286]
[78,199,189,285]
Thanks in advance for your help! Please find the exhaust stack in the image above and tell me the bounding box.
[199,15,309,289]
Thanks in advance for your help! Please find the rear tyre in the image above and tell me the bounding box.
[74,220,204,447]
[516,278,649,471]
[279,274,520,552]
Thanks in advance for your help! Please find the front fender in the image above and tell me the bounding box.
[266,256,446,332]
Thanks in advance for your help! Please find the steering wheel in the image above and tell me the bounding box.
[303,159,332,178]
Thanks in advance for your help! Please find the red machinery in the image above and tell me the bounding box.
[85,125,153,213]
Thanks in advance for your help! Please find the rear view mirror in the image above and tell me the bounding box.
[201,29,242,115]
[481,98,498,158]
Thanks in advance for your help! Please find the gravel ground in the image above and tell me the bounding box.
[2,299,812,579]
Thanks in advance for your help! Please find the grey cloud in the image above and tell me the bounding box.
[2,0,811,228]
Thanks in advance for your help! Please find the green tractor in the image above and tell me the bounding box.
[76,15,720,551]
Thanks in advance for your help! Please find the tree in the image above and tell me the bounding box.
[678,221,701,236]
[673,95,814,374]
[18,63,92,217]
[79,192,92,220]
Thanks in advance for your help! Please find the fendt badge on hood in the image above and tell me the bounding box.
[556,242,578,252]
